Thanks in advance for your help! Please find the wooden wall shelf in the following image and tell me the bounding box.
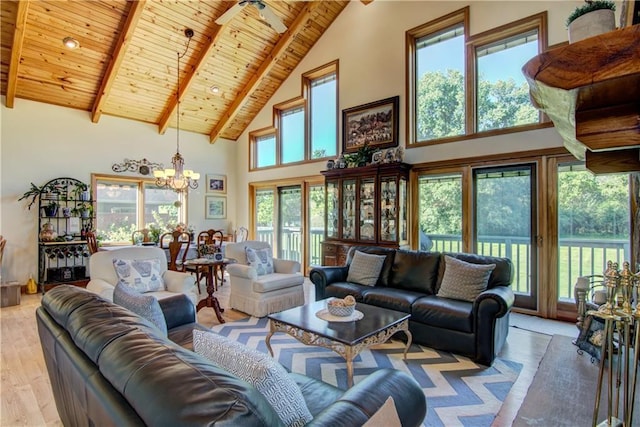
[522,24,640,173]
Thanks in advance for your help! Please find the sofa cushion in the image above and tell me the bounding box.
[113,283,168,336]
[246,247,274,276]
[362,287,423,313]
[346,246,396,287]
[193,329,313,427]
[390,250,440,293]
[437,255,495,302]
[411,295,474,333]
[346,250,386,286]
[112,258,164,293]
[253,273,304,293]
[440,252,513,290]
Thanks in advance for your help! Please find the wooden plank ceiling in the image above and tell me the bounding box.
[1,0,349,142]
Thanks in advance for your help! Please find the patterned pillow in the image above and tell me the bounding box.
[436,255,496,302]
[193,330,312,427]
[346,250,386,286]
[113,282,167,336]
[112,258,164,293]
[245,247,274,276]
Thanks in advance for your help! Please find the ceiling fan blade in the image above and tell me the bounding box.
[259,4,287,33]
[215,2,245,25]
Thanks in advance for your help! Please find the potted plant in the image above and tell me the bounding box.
[19,182,62,210]
[42,200,59,217]
[72,182,91,201]
[72,202,93,218]
[566,0,616,43]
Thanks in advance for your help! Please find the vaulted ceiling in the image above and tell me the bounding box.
[0,0,349,142]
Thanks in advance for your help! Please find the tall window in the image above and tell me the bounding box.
[474,24,543,132]
[407,10,548,146]
[250,61,338,170]
[309,72,337,159]
[280,106,305,164]
[557,164,631,302]
[255,133,276,168]
[94,176,184,244]
[417,174,463,252]
[255,188,275,245]
[415,24,466,141]
[407,8,468,144]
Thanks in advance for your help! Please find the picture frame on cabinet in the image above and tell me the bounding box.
[342,96,399,154]
[205,196,226,219]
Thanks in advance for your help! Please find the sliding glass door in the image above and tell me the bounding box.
[278,186,302,262]
[474,165,537,310]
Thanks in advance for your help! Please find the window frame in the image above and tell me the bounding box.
[249,61,338,171]
[91,173,187,245]
[406,9,552,147]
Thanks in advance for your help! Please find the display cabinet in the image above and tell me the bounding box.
[36,177,95,292]
[321,162,411,266]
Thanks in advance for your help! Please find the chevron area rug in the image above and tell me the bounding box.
[211,317,522,427]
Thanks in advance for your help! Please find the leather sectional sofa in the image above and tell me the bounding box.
[36,285,426,426]
[310,246,514,365]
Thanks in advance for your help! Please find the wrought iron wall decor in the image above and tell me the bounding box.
[112,158,163,176]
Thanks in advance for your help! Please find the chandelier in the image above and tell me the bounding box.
[154,28,199,193]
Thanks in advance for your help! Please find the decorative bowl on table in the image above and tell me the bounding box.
[327,296,356,317]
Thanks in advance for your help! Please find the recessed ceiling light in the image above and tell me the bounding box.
[210,86,220,94]
[62,37,80,49]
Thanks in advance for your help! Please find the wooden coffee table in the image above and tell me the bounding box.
[266,300,412,387]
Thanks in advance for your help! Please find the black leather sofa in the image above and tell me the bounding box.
[36,285,426,426]
[310,246,514,365]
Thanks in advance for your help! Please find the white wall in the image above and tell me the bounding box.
[1,98,237,284]
[233,0,617,226]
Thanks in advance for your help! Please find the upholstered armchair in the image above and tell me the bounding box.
[86,247,198,306]
[225,241,304,317]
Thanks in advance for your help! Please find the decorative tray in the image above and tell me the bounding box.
[316,309,364,322]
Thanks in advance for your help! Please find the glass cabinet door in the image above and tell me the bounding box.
[326,181,339,239]
[398,177,408,246]
[380,177,398,242]
[359,178,375,241]
[342,179,356,240]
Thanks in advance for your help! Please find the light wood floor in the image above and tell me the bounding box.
[0,280,575,426]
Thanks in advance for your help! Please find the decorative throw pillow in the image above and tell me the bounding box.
[346,250,386,286]
[113,282,168,336]
[245,247,274,276]
[436,255,496,302]
[363,396,402,427]
[193,330,312,427]
[112,258,164,293]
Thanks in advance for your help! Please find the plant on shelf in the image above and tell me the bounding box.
[19,182,63,210]
[566,0,615,26]
[71,182,91,201]
[42,200,59,217]
[345,143,375,167]
[72,202,93,218]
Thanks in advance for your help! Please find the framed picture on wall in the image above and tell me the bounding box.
[206,174,226,194]
[205,196,226,219]
[342,96,399,154]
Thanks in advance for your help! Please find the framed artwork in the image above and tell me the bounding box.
[205,196,226,219]
[206,174,226,194]
[342,96,399,154]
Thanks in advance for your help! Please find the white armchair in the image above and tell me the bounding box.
[225,241,304,317]
[86,247,198,306]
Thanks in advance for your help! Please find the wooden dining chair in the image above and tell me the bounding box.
[185,229,225,291]
[159,230,191,272]
[131,228,151,245]
[85,231,99,254]
[235,226,249,242]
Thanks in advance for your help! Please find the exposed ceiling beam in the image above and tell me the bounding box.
[91,0,147,123]
[157,3,236,135]
[209,1,319,143]
[6,0,30,109]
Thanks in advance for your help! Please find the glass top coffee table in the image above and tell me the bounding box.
[266,300,412,387]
